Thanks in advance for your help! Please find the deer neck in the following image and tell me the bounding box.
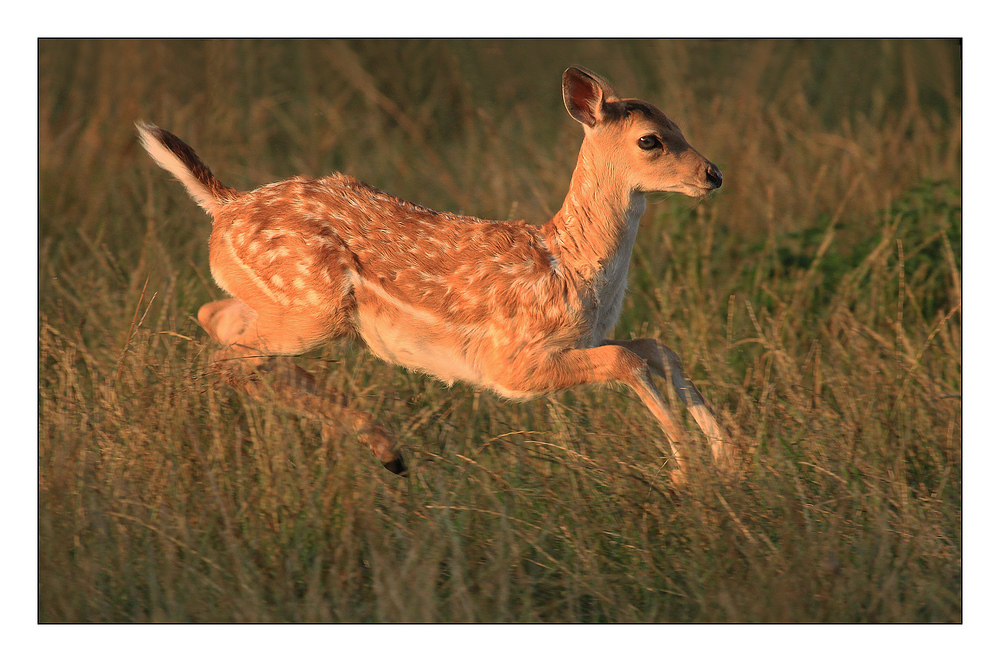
[543,141,647,287]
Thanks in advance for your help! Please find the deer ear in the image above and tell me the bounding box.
[562,66,617,128]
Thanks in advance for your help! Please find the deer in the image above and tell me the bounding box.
[137,65,728,485]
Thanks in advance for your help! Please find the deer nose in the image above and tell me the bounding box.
[706,163,723,189]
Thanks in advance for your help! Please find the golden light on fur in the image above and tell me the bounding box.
[137,66,728,482]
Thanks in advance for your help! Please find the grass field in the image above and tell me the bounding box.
[38,39,961,624]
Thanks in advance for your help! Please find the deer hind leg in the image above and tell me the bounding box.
[198,297,406,475]
[603,338,730,465]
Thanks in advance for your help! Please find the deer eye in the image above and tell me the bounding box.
[637,135,661,151]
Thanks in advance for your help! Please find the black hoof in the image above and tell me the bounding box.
[382,456,408,476]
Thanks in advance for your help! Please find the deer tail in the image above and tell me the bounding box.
[136,121,240,215]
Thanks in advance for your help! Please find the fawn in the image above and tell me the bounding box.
[137,65,727,482]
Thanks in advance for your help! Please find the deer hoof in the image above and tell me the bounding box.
[382,456,408,476]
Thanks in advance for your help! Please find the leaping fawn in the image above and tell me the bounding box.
[138,66,728,483]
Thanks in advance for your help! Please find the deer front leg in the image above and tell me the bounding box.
[507,345,693,484]
[602,338,729,464]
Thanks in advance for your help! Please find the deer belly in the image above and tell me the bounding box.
[352,277,485,386]
[356,311,485,386]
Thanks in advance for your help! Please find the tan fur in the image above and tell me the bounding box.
[138,66,729,482]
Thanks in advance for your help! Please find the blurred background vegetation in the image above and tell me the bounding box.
[39,39,960,622]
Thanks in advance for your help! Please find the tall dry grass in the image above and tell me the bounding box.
[38,39,960,622]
